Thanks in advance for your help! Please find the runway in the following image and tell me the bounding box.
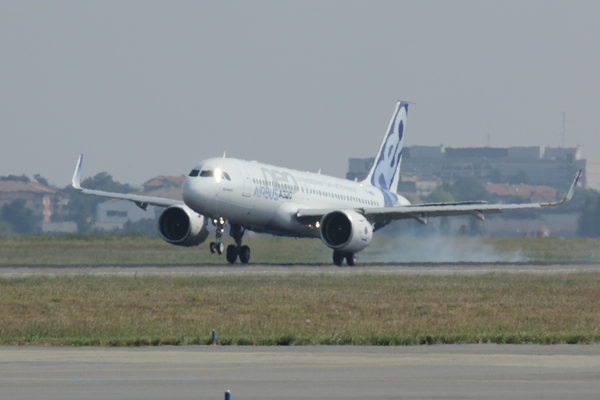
[1,261,600,278]
[2,345,600,400]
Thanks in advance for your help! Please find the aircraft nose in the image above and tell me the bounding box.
[182,175,214,213]
[182,177,200,208]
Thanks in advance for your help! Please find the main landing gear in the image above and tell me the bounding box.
[226,223,250,264]
[209,217,250,264]
[333,250,357,267]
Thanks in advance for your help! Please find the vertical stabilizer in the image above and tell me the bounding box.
[365,101,408,194]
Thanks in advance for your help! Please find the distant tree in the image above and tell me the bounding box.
[425,182,458,203]
[555,187,597,215]
[488,168,504,183]
[0,174,30,183]
[33,173,49,186]
[422,182,457,236]
[578,193,600,237]
[81,172,135,193]
[506,170,530,184]
[424,179,492,236]
[66,194,96,233]
[453,177,490,202]
[1,199,37,234]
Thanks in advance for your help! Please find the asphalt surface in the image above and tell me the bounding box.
[1,345,600,400]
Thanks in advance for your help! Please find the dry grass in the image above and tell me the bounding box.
[1,273,599,346]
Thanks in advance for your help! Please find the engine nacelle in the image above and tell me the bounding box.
[158,205,209,247]
[319,209,373,253]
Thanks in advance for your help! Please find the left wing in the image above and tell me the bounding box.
[71,155,183,209]
[297,170,581,225]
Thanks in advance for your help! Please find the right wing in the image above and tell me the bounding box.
[297,170,581,225]
[71,155,183,209]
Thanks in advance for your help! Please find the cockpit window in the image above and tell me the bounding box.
[199,170,231,181]
[188,169,200,177]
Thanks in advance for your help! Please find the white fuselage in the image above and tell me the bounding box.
[182,157,410,237]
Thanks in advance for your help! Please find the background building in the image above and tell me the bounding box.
[348,145,589,237]
[0,180,74,232]
[348,145,587,196]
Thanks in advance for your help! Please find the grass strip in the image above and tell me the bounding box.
[1,234,600,264]
[0,273,599,346]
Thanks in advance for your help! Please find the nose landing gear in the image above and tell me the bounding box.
[209,217,226,255]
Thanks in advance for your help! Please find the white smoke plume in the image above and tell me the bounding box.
[365,235,525,263]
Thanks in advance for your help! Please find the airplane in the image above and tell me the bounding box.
[71,101,581,266]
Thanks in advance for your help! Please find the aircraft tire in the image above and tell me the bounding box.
[226,244,238,264]
[346,252,358,266]
[333,250,344,266]
[210,242,216,254]
[217,242,225,255]
[239,245,251,264]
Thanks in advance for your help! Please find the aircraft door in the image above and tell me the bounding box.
[237,165,252,197]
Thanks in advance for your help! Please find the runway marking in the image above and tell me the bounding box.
[0,362,421,375]
[66,379,210,383]
[1,376,597,385]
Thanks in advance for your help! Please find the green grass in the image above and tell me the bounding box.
[0,234,599,264]
[0,234,329,264]
[1,273,599,346]
[487,237,600,262]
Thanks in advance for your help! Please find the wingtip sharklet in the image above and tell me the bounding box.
[565,169,582,201]
[542,169,581,207]
[72,154,83,190]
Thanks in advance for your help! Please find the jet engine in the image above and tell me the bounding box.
[319,210,373,253]
[158,205,209,247]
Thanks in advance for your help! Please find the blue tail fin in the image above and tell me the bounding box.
[365,101,408,193]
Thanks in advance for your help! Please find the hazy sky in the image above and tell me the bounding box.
[1,1,599,187]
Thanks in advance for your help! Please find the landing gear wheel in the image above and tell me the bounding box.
[226,244,238,264]
[210,217,226,256]
[346,252,358,266]
[239,245,251,264]
[333,250,344,266]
